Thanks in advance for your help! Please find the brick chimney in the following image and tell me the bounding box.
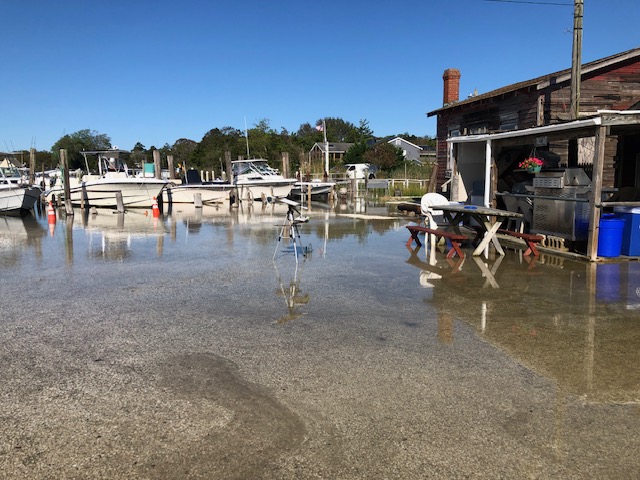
[443,68,461,106]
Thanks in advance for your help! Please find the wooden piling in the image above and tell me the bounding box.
[81,184,89,212]
[167,155,174,180]
[194,192,203,208]
[60,149,74,216]
[153,150,161,180]
[29,148,36,185]
[115,191,125,213]
[224,151,233,185]
[281,152,290,179]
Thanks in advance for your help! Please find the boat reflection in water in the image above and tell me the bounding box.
[407,245,640,405]
[70,208,167,261]
[0,214,46,267]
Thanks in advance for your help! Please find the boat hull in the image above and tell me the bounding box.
[0,185,42,215]
[290,181,335,199]
[162,184,233,205]
[59,179,167,208]
[234,180,295,201]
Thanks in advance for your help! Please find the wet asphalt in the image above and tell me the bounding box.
[0,202,639,479]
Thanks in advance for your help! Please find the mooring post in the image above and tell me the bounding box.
[60,149,74,216]
[153,150,161,180]
[167,154,174,180]
[29,148,36,185]
[115,191,124,213]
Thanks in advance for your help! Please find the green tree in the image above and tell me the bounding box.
[171,138,198,166]
[191,127,244,170]
[130,142,148,166]
[364,142,404,173]
[356,119,374,142]
[322,117,359,143]
[51,129,111,170]
[343,141,369,164]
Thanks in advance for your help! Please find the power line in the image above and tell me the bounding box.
[483,0,572,6]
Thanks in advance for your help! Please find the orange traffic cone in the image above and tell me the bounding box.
[152,196,160,218]
[47,202,56,235]
[47,201,56,223]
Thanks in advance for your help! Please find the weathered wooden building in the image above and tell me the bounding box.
[426,48,640,260]
[428,48,640,197]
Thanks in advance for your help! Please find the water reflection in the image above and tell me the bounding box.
[274,261,310,324]
[0,214,46,267]
[77,209,166,261]
[407,245,640,403]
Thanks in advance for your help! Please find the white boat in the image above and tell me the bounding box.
[232,159,297,201]
[44,149,168,209]
[0,163,42,215]
[162,169,233,205]
[290,180,336,200]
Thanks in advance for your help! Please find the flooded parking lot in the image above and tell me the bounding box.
[1,200,639,479]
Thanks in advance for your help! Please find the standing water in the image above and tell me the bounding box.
[1,200,639,479]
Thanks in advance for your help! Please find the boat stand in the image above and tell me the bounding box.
[273,199,308,264]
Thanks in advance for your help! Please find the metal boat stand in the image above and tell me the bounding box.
[273,198,309,264]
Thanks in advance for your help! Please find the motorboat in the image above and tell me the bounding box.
[232,159,297,201]
[162,169,233,205]
[290,180,336,200]
[44,148,168,208]
[0,163,41,215]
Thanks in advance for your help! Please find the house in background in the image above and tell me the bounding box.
[419,144,437,163]
[1,153,24,169]
[427,47,640,201]
[387,137,423,163]
[309,142,353,167]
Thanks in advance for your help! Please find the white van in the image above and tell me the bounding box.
[345,163,377,180]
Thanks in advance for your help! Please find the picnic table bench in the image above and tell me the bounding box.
[406,225,467,259]
[497,229,544,257]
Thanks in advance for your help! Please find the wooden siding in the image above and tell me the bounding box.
[433,55,640,195]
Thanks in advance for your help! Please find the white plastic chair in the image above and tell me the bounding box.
[420,193,449,229]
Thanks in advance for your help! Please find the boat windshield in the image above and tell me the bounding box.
[233,160,277,177]
[1,165,22,184]
[1,165,20,178]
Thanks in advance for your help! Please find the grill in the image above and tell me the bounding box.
[531,169,592,241]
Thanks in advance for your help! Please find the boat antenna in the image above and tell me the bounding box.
[244,116,250,158]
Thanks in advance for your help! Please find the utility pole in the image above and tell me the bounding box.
[570,0,583,120]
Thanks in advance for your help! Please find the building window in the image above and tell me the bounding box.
[468,124,488,135]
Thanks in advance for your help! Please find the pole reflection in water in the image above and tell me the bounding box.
[408,243,640,405]
[65,216,73,266]
[273,261,310,324]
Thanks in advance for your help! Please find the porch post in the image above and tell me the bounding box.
[586,124,607,261]
[449,142,459,201]
[484,139,492,207]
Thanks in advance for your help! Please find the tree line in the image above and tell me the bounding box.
[19,117,435,176]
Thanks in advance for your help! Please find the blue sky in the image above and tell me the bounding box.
[2,0,638,152]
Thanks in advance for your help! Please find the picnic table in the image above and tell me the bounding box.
[437,204,523,256]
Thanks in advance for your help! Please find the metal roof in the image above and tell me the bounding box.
[427,47,640,117]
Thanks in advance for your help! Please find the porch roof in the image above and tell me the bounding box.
[446,111,640,145]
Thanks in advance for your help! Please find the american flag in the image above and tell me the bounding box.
[315,124,323,131]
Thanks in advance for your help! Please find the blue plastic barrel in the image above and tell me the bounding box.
[597,214,625,258]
